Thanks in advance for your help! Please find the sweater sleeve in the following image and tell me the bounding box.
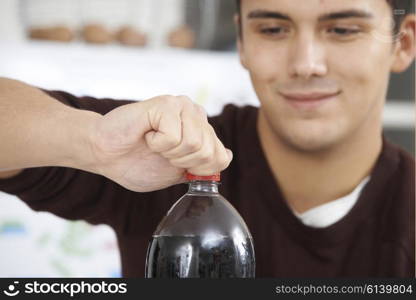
[0,90,149,230]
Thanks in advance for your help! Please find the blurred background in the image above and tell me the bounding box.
[0,0,414,277]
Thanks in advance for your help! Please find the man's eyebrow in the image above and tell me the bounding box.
[318,9,374,21]
[246,9,374,22]
[247,10,291,21]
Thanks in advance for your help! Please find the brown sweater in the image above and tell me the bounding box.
[0,90,414,277]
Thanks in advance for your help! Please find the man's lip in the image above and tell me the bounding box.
[280,91,341,101]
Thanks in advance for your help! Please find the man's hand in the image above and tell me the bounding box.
[89,95,233,192]
[0,78,231,192]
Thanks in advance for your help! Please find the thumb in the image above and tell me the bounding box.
[145,111,182,153]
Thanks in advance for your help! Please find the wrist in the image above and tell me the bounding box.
[61,108,103,174]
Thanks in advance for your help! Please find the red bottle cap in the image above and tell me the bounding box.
[186,172,220,182]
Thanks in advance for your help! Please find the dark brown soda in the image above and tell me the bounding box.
[145,235,255,278]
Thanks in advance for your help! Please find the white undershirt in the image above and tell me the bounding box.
[293,177,371,228]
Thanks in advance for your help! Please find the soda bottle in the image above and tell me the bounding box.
[145,173,255,278]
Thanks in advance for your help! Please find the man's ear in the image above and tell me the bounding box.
[391,14,416,73]
[234,14,248,70]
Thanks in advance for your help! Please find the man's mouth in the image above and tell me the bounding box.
[279,91,341,110]
[280,91,341,101]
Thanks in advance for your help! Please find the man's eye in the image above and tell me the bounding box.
[328,27,361,36]
[259,27,287,36]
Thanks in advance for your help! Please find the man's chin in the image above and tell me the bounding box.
[281,131,340,154]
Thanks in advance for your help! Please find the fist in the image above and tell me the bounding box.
[90,96,232,192]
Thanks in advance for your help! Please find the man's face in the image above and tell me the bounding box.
[238,0,399,152]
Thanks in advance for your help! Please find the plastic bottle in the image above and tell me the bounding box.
[145,173,255,278]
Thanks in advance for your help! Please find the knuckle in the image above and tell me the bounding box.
[157,96,180,110]
[166,96,180,107]
[207,124,217,136]
[160,94,174,99]
[165,135,181,149]
[218,156,230,170]
[195,104,207,116]
[154,95,174,104]
[169,158,186,168]
[161,96,194,112]
[177,95,192,102]
[177,95,193,106]
[199,149,213,163]
[183,139,201,152]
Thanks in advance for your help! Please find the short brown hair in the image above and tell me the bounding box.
[236,0,415,36]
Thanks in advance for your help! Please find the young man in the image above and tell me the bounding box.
[0,0,415,277]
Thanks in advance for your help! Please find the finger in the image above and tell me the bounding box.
[187,129,232,175]
[195,104,208,122]
[226,149,233,161]
[169,125,232,175]
[161,104,204,159]
[144,103,182,153]
[168,124,216,170]
[187,134,232,175]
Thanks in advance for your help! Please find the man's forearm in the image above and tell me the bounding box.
[0,77,101,173]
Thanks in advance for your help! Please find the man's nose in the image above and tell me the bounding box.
[288,33,328,79]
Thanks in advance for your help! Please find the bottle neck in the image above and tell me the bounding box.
[188,181,219,194]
